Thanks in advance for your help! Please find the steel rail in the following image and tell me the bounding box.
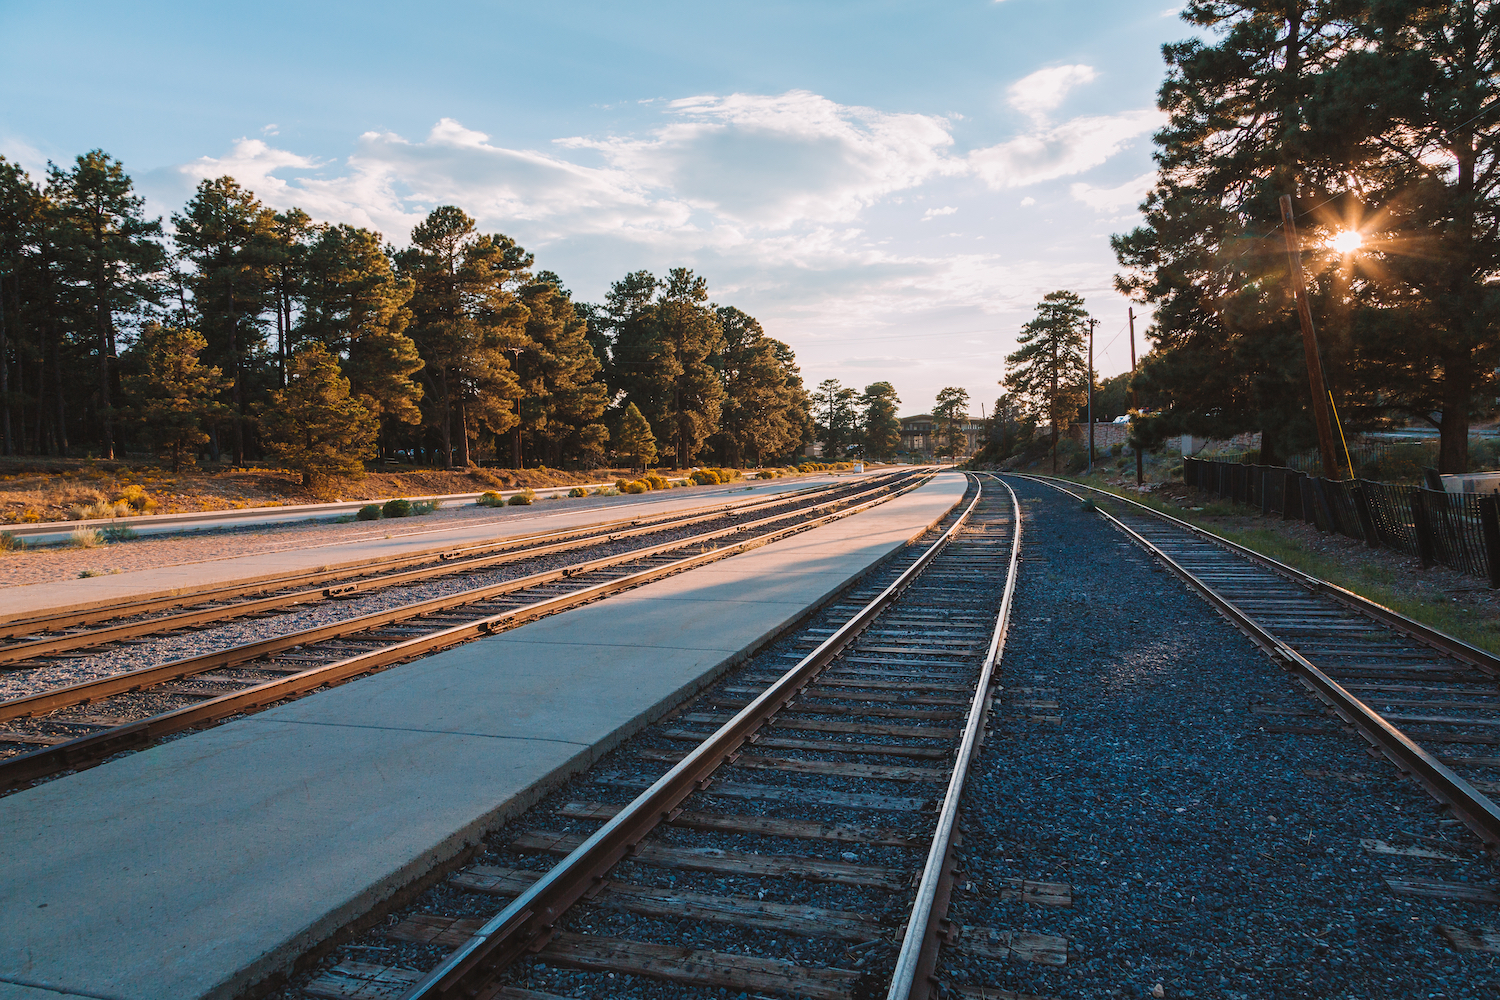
[1025,475,1500,851]
[0,478,866,639]
[1026,474,1500,678]
[0,474,938,792]
[398,476,986,1000]
[887,474,1023,1000]
[0,474,923,727]
[0,475,907,664]
[882,476,1026,1000]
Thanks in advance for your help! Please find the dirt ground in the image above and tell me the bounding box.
[0,458,667,525]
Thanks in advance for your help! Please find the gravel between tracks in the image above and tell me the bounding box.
[937,477,1499,1000]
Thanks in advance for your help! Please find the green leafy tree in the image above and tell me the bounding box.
[49,150,165,459]
[122,323,228,471]
[1005,291,1091,472]
[710,306,810,467]
[261,342,377,488]
[616,401,657,471]
[931,386,971,460]
[172,176,275,464]
[859,381,901,462]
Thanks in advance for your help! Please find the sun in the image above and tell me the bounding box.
[1326,229,1364,254]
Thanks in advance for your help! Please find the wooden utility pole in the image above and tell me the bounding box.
[1278,194,1340,478]
[1087,317,1097,475]
[1128,307,1142,486]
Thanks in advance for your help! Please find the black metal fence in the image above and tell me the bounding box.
[1182,458,1500,588]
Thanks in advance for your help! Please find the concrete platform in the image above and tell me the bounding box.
[0,472,966,1000]
[0,473,862,622]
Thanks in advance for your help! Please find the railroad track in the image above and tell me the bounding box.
[293,472,1024,1000]
[0,476,887,648]
[1024,474,1500,853]
[0,471,929,792]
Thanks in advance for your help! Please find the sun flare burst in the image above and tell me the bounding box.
[1327,229,1364,254]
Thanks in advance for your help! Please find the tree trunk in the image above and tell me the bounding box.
[1259,426,1281,468]
[49,316,67,456]
[229,285,244,467]
[1438,347,1473,474]
[0,274,11,456]
[438,370,453,469]
[456,397,471,467]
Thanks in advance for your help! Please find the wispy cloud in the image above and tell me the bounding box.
[1007,64,1098,120]
[1071,170,1155,212]
[922,205,958,220]
[969,110,1163,189]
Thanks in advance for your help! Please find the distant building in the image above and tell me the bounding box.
[899,414,987,461]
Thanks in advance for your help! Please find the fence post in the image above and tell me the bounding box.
[1283,470,1303,521]
[1412,490,1436,570]
[1352,482,1379,548]
[1479,495,1500,590]
[1261,468,1271,516]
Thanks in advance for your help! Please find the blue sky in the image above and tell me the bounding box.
[1,0,1192,417]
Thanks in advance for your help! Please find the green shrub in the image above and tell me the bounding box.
[689,469,720,485]
[756,469,777,480]
[1170,464,1184,480]
[0,531,18,552]
[356,504,383,521]
[382,498,412,518]
[620,480,649,494]
[114,484,157,512]
[477,491,505,508]
[644,472,670,490]
[568,486,588,497]
[69,527,104,549]
[507,489,536,506]
[594,486,619,496]
[102,526,138,542]
[410,499,439,515]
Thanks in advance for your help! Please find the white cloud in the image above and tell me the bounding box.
[1007,65,1098,120]
[1071,170,1156,212]
[1020,196,1036,206]
[969,109,1164,189]
[922,205,958,220]
[559,90,960,229]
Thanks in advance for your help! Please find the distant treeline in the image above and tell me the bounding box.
[0,152,841,474]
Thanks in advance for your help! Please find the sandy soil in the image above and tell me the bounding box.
[0,457,658,525]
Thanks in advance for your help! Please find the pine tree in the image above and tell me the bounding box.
[616,402,657,471]
[859,382,901,462]
[49,150,165,459]
[261,342,377,488]
[931,386,971,460]
[607,268,725,468]
[396,207,524,467]
[710,306,810,467]
[298,224,423,447]
[172,176,275,465]
[1005,291,1091,472]
[512,276,610,467]
[813,378,858,459]
[122,323,227,471]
